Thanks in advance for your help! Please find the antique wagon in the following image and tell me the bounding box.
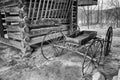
[0,0,114,77]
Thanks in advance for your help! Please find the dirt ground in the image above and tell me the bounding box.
[0,25,120,80]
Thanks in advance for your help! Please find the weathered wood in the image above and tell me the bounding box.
[55,0,61,18]
[4,25,21,31]
[62,0,69,18]
[65,0,72,19]
[1,6,20,13]
[7,32,24,40]
[28,0,32,18]
[0,37,23,51]
[0,0,18,8]
[2,16,22,22]
[41,0,46,18]
[48,0,54,18]
[29,25,68,37]
[44,0,50,18]
[29,30,68,45]
[31,0,37,20]
[0,12,4,37]
[35,0,42,23]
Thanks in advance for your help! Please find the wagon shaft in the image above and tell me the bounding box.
[53,44,97,62]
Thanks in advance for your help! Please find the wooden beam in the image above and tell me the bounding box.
[0,0,18,8]
[2,16,22,22]
[61,0,69,18]
[29,30,68,45]
[7,32,24,40]
[54,0,60,18]
[35,0,42,23]
[41,0,46,19]
[44,0,50,18]
[51,1,57,18]
[65,0,72,19]
[1,6,20,13]
[31,0,37,20]
[0,37,23,51]
[48,0,54,18]
[29,25,68,37]
[28,0,32,18]
[4,25,21,31]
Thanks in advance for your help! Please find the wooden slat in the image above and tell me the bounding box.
[51,1,57,18]
[2,16,22,22]
[0,0,18,8]
[31,0,37,20]
[61,0,69,18]
[28,0,32,18]
[0,37,23,50]
[7,32,23,40]
[41,0,46,19]
[54,0,60,18]
[65,0,72,19]
[36,0,42,23]
[48,0,54,18]
[29,30,68,45]
[44,0,50,18]
[1,6,20,13]
[4,25,21,31]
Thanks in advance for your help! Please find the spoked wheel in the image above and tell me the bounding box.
[104,26,113,56]
[41,30,66,60]
[82,38,103,76]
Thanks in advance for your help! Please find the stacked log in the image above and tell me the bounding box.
[0,0,77,54]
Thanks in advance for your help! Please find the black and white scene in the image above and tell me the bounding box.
[0,0,120,80]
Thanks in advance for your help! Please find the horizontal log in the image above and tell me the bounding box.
[0,0,18,8]
[29,25,68,38]
[1,6,20,13]
[2,16,22,22]
[7,32,24,40]
[3,22,19,27]
[4,25,21,32]
[0,37,24,51]
[29,30,68,45]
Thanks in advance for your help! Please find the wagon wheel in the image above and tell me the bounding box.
[104,26,113,56]
[82,38,103,76]
[41,30,66,60]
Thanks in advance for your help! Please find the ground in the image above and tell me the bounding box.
[0,25,120,80]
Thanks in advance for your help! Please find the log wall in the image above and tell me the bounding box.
[0,0,78,53]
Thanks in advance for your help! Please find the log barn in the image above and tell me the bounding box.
[0,0,97,53]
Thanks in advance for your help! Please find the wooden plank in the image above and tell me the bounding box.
[0,0,18,8]
[31,0,37,20]
[0,37,23,50]
[61,0,69,18]
[51,0,57,18]
[1,6,20,13]
[2,16,22,22]
[44,0,50,18]
[29,25,68,37]
[29,30,68,45]
[41,0,46,19]
[4,25,23,31]
[48,0,54,18]
[28,0,32,18]
[55,0,60,18]
[7,32,23,40]
[35,0,42,23]
[65,0,72,19]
